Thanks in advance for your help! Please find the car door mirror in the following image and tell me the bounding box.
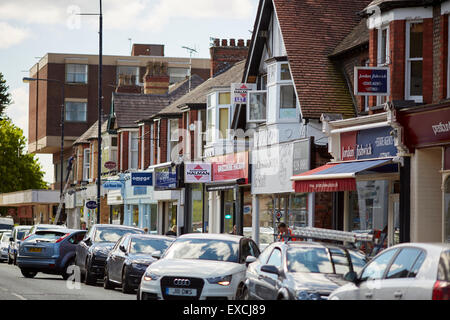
[9,237,13,242]
[260,265,280,276]
[245,255,257,266]
[344,271,359,284]
[84,237,92,246]
[119,245,127,253]
[152,250,162,259]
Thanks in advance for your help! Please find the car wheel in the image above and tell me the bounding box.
[104,267,115,290]
[62,259,75,280]
[235,284,247,300]
[21,268,37,278]
[121,267,134,294]
[84,258,96,286]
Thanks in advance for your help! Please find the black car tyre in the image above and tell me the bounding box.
[62,259,75,280]
[21,269,37,278]
[121,266,134,294]
[84,258,97,285]
[235,284,247,300]
[104,267,115,290]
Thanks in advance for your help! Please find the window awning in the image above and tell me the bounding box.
[291,159,395,193]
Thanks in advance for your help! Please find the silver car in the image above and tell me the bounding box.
[329,243,450,300]
[0,231,12,262]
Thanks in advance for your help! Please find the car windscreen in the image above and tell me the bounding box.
[287,247,334,274]
[129,238,173,254]
[163,238,239,263]
[0,224,13,230]
[94,228,143,243]
[1,233,11,242]
[25,231,67,243]
[16,229,29,240]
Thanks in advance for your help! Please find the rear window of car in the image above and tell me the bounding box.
[25,231,67,242]
[437,250,450,281]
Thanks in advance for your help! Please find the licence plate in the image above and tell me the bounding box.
[28,248,42,253]
[165,287,196,296]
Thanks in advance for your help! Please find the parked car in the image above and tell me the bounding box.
[243,227,275,251]
[0,231,12,262]
[137,233,260,300]
[329,243,450,300]
[104,234,174,293]
[75,224,145,285]
[243,241,368,300]
[16,228,87,279]
[26,224,67,237]
[0,217,14,230]
[8,225,32,265]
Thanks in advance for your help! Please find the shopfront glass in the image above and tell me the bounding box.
[132,205,139,227]
[191,184,203,233]
[167,202,177,233]
[223,189,234,234]
[349,180,390,232]
[150,204,157,233]
[444,177,450,243]
[111,205,124,225]
[203,188,209,233]
[258,195,275,246]
[289,194,308,228]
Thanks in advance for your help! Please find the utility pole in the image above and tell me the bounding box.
[181,46,197,92]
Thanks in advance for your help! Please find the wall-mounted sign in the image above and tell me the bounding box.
[231,83,256,105]
[340,126,396,161]
[102,181,123,189]
[133,186,147,196]
[85,201,97,209]
[104,161,116,170]
[210,152,248,183]
[154,166,179,190]
[185,163,211,183]
[131,172,153,186]
[293,138,312,175]
[354,67,390,96]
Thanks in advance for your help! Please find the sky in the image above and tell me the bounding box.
[0,0,259,184]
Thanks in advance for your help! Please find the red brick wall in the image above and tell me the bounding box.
[120,131,129,172]
[390,20,406,102]
[159,119,168,163]
[369,29,378,108]
[143,124,151,168]
[209,39,249,77]
[439,14,449,101]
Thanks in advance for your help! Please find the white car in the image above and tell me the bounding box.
[0,231,12,262]
[137,233,260,300]
[329,243,450,300]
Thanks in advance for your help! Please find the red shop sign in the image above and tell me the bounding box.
[210,151,249,183]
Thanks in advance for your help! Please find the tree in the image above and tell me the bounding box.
[0,72,11,120]
[0,119,47,194]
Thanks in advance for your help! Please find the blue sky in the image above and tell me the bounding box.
[0,0,258,184]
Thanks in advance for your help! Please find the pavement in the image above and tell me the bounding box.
[0,262,136,300]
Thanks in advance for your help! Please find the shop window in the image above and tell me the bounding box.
[150,204,157,233]
[167,202,177,233]
[223,190,234,234]
[290,194,308,228]
[406,21,423,102]
[258,195,275,246]
[132,206,139,227]
[444,177,450,243]
[111,205,124,225]
[191,184,203,233]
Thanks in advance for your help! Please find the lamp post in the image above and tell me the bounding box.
[23,77,65,222]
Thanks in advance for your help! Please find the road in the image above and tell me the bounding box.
[0,262,135,300]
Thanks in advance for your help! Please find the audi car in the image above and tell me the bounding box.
[137,233,260,300]
[75,224,145,285]
[104,234,174,293]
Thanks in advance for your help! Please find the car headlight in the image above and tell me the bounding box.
[143,271,160,282]
[296,290,321,300]
[207,275,232,286]
[131,263,148,270]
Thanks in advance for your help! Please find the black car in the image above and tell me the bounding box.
[104,234,174,293]
[75,224,145,285]
[243,241,368,300]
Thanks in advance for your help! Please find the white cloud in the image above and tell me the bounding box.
[0,22,31,49]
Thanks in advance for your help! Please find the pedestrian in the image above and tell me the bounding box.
[165,225,177,236]
[81,221,87,230]
[276,222,297,242]
[143,227,149,233]
[229,225,237,235]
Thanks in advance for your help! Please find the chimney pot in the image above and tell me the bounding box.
[246,39,251,47]
[230,39,236,46]
[237,39,244,47]
[214,38,220,46]
[221,39,228,46]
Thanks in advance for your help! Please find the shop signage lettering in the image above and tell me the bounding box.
[341,126,396,160]
[293,138,312,175]
[155,166,178,190]
[354,67,390,96]
[217,163,245,173]
[210,151,248,183]
[131,172,153,186]
[102,181,123,189]
[432,121,450,135]
[185,163,212,183]
[231,83,256,105]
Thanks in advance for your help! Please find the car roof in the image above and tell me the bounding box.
[14,225,32,230]
[128,234,175,240]
[34,224,67,228]
[178,233,243,242]
[93,224,143,230]
[388,242,450,251]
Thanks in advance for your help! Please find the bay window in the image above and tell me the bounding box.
[406,21,423,102]
[206,91,232,143]
[279,85,297,119]
[247,91,267,122]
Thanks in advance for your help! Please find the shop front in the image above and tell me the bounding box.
[396,103,450,243]
[152,163,184,235]
[205,151,250,235]
[293,120,402,250]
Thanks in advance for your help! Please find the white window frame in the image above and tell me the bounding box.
[129,130,139,170]
[90,144,94,182]
[167,119,179,162]
[66,63,88,84]
[150,123,154,166]
[377,26,390,105]
[83,148,90,181]
[405,20,423,103]
[206,93,216,144]
[247,90,267,123]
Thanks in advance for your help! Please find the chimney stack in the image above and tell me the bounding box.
[143,61,170,95]
[209,38,250,77]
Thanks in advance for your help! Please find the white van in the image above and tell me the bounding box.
[0,217,14,230]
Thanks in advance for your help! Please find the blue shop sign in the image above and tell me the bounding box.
[103,181,123,189]
[133,186,147,195]
[356,126,397,160]
[155,166,178,190]
[131,172,153,186]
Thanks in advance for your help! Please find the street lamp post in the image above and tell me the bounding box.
[23,77,65,223]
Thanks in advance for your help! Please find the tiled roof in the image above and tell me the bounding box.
[111,74,204,128]
[150,60,246,118]
[73,120,108,145]
[365,0,434,10]
[331,18,369,57]
[273,0,372,119]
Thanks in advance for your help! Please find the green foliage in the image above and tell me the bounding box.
[0,119,47,193]
[0,73,11,120]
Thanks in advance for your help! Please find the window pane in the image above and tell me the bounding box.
[360,249,397,281]
[280,85,297,119]
[117,66,139,85]
[65,102,87,122]
[380,29,388,65]
[66,64,87,83]
[267,248,282,268]
[248,91,266,121]
[409,22,423,58]
[219,108,229,139]
[219,92,230,105]
[207,108,213,143]
[409,251,426,278]
[386,248,422,279]
[410,60,423,96]
[191,184,203,233]
[280,63,291,80]
[169,120,179,141]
